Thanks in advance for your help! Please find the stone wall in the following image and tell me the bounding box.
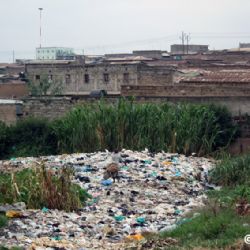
[0,101,23,125]
[25,62,174,94]
[18,96,250,120]
[25,62,139,94]
[21,97,77,120]
[121,84,250,97]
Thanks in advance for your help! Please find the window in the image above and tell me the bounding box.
[65,74,71,84]
[35,75,40,80]
[103,73,109,83]
[123,73,129,83]
[84,74,89,83]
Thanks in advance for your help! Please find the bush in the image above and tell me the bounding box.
[210,154,250,186]
[8,117,58,158]
[0,165,91,212]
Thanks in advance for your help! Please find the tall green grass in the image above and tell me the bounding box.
[53,99,237,155]
[0,99,237,159]
[210,154,250,186]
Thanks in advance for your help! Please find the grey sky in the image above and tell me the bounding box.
[1,0,250,62]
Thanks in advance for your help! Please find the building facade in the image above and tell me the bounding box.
[36,47,75,60]
[25,59,174,94]
[171,44,209,54]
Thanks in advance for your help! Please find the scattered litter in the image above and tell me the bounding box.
[6,210,23,218]
[0,149,215,249]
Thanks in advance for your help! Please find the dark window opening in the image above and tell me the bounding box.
[65,74,71,84]
[123,73,129,83]
[104,73,109,83]
[35,75,40,80]
[84,74,89,83]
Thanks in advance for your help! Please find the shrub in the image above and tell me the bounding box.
[0,121,10,159]
[8,117,58,158]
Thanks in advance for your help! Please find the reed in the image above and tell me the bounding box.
[54,99,237,155]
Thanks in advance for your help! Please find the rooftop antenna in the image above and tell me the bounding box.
[38,8,43,48]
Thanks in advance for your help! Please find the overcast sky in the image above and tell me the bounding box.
[1,0,250,62]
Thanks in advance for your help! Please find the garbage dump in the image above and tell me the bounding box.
[0,149,216,249]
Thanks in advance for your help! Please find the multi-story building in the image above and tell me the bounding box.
[36,47,75,60]
[25,56,175,94]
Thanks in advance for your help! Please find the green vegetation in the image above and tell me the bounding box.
[0,121,10,159]
[8,117,58,158]
[0,100,237,159]
[54,99,237,155]
[158,154,250,249]
[210,154,250,186]
[27,74,63,96]
[160,206,250,249]
[0,214,7,228]
[0,166,91,212]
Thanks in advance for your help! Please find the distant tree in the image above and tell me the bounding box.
[27,74,64,96]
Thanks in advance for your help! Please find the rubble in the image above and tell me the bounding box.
[0,149,215,249]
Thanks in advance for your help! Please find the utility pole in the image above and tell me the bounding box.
[179,31,186,54]
[38,8,43,48]
[12,50,15,63]
[186,34,191,54]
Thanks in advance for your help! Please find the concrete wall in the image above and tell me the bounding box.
[137,65,173,85]
[171,44,208,54]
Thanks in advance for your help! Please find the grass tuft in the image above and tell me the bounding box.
[210,154,250,186]
[0,164,91,212]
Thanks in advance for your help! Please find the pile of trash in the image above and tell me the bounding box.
[0,150,216,249]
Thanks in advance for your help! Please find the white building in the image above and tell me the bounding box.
[36,47,74,60]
